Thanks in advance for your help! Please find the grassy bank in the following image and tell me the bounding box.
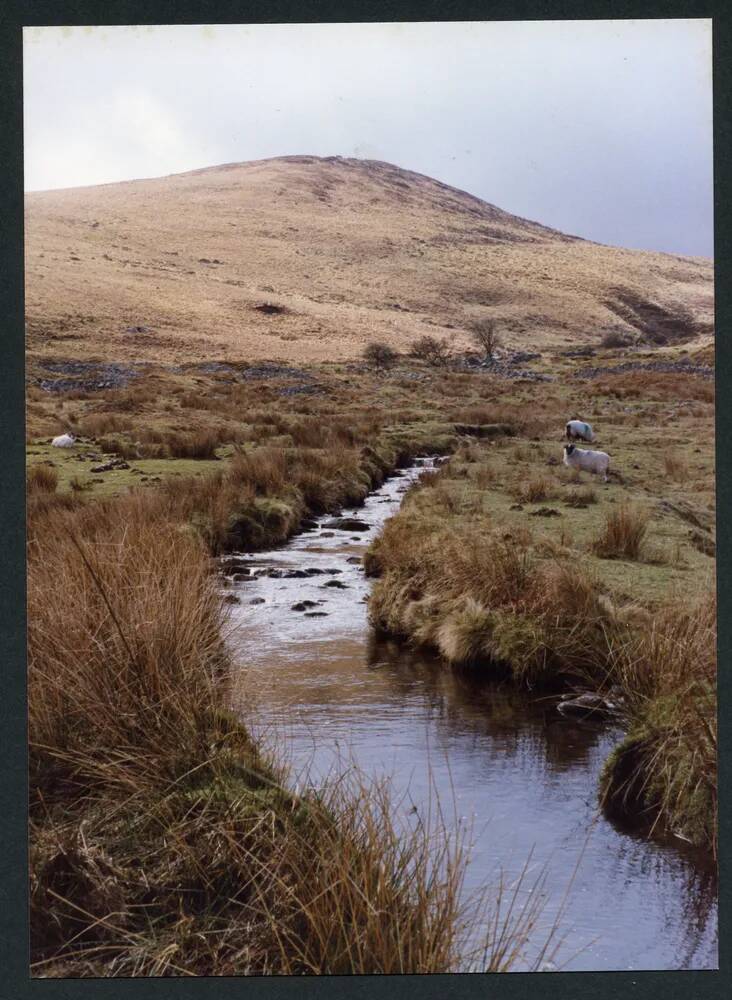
[29,486,488,975]
[27,367,482,974]
[27,351,717,973]
[365,408,716,853]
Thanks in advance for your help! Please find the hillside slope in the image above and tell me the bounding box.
[25,155,714,363]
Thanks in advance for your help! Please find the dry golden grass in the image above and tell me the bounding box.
[663,449,690,482]
[25,156,713,364]
[518,475,558,504]
[28,460,568,975]
[27,489,470,975]
[601,593,717,854]
[27,463,58,494]
[591,505,649,561]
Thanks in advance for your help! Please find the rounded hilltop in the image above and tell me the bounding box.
[25,154,713,365]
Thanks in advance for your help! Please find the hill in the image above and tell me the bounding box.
[24,155,714,363]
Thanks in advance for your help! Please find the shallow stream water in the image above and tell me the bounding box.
[225,459,717,971]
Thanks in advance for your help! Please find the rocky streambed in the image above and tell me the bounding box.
[222,459,717,971]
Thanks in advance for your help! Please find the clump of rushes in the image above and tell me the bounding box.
[368,514,614,687]
[591,504,648,560]
[662,449,689,482]
[27,464,58,494]
[564,485,597,508]
[167,429,221,459]
[600,592,717,854]
[518,475,557,504]
[27,491,505,976]
[366,469,716,852]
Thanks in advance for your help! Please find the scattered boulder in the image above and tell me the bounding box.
[322,517,370,531]
[291,600,319,611]
[529,507,562,517]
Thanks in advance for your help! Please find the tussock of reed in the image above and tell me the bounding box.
[591,505,648,560]
[167,429,221,459]
[369,514,614,686]
[27,464,58,494]
[518,475,558,504]
[663,450,689,482]
[601,593,717,853]
[27,492,486,975]
[564,485,597,508]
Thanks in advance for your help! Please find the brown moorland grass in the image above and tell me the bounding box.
[28,497,468,974]
[27,464,58,494]
[24,157,713,365]
[364,427,716,850]
[26,356,716,866]
[591,505,649,561]
[600,594,717,854]
[28,470,566,975]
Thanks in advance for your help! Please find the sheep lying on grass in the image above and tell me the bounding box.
[565,419,594,442]
[563,443,610,482]
[51,432,76,448]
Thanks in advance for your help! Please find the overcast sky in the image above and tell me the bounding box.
[23,20,713,256]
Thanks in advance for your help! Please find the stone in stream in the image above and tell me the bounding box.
[346,557,361,564]
[250,597,266,605]
[319,531,335,538]
[321,517,370,531]
[221,555,249,568]
[282,569,310,579]
[300,518,319,531]
[223,594,241,604]
[232,573,252,582]
[557,692,617,720]
[304,611,329,617]
[322,579,349,589]
[291,600,319,611]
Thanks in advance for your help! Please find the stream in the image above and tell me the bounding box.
[224,458,718,971]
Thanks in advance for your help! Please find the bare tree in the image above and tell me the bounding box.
[470,319,503,360]
[363,341,398,369]
[410,335,451,367]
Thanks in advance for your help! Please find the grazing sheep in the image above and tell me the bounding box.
[51,432,76,448]
[565,419,595,442]
[563,443,610,482]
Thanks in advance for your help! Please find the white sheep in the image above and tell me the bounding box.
[565,419,595,442]
[51,432,76,448]
[563,443,610,481]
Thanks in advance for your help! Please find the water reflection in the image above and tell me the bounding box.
[226,462,718,971]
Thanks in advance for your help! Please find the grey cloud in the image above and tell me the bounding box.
[23,20,712,256]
